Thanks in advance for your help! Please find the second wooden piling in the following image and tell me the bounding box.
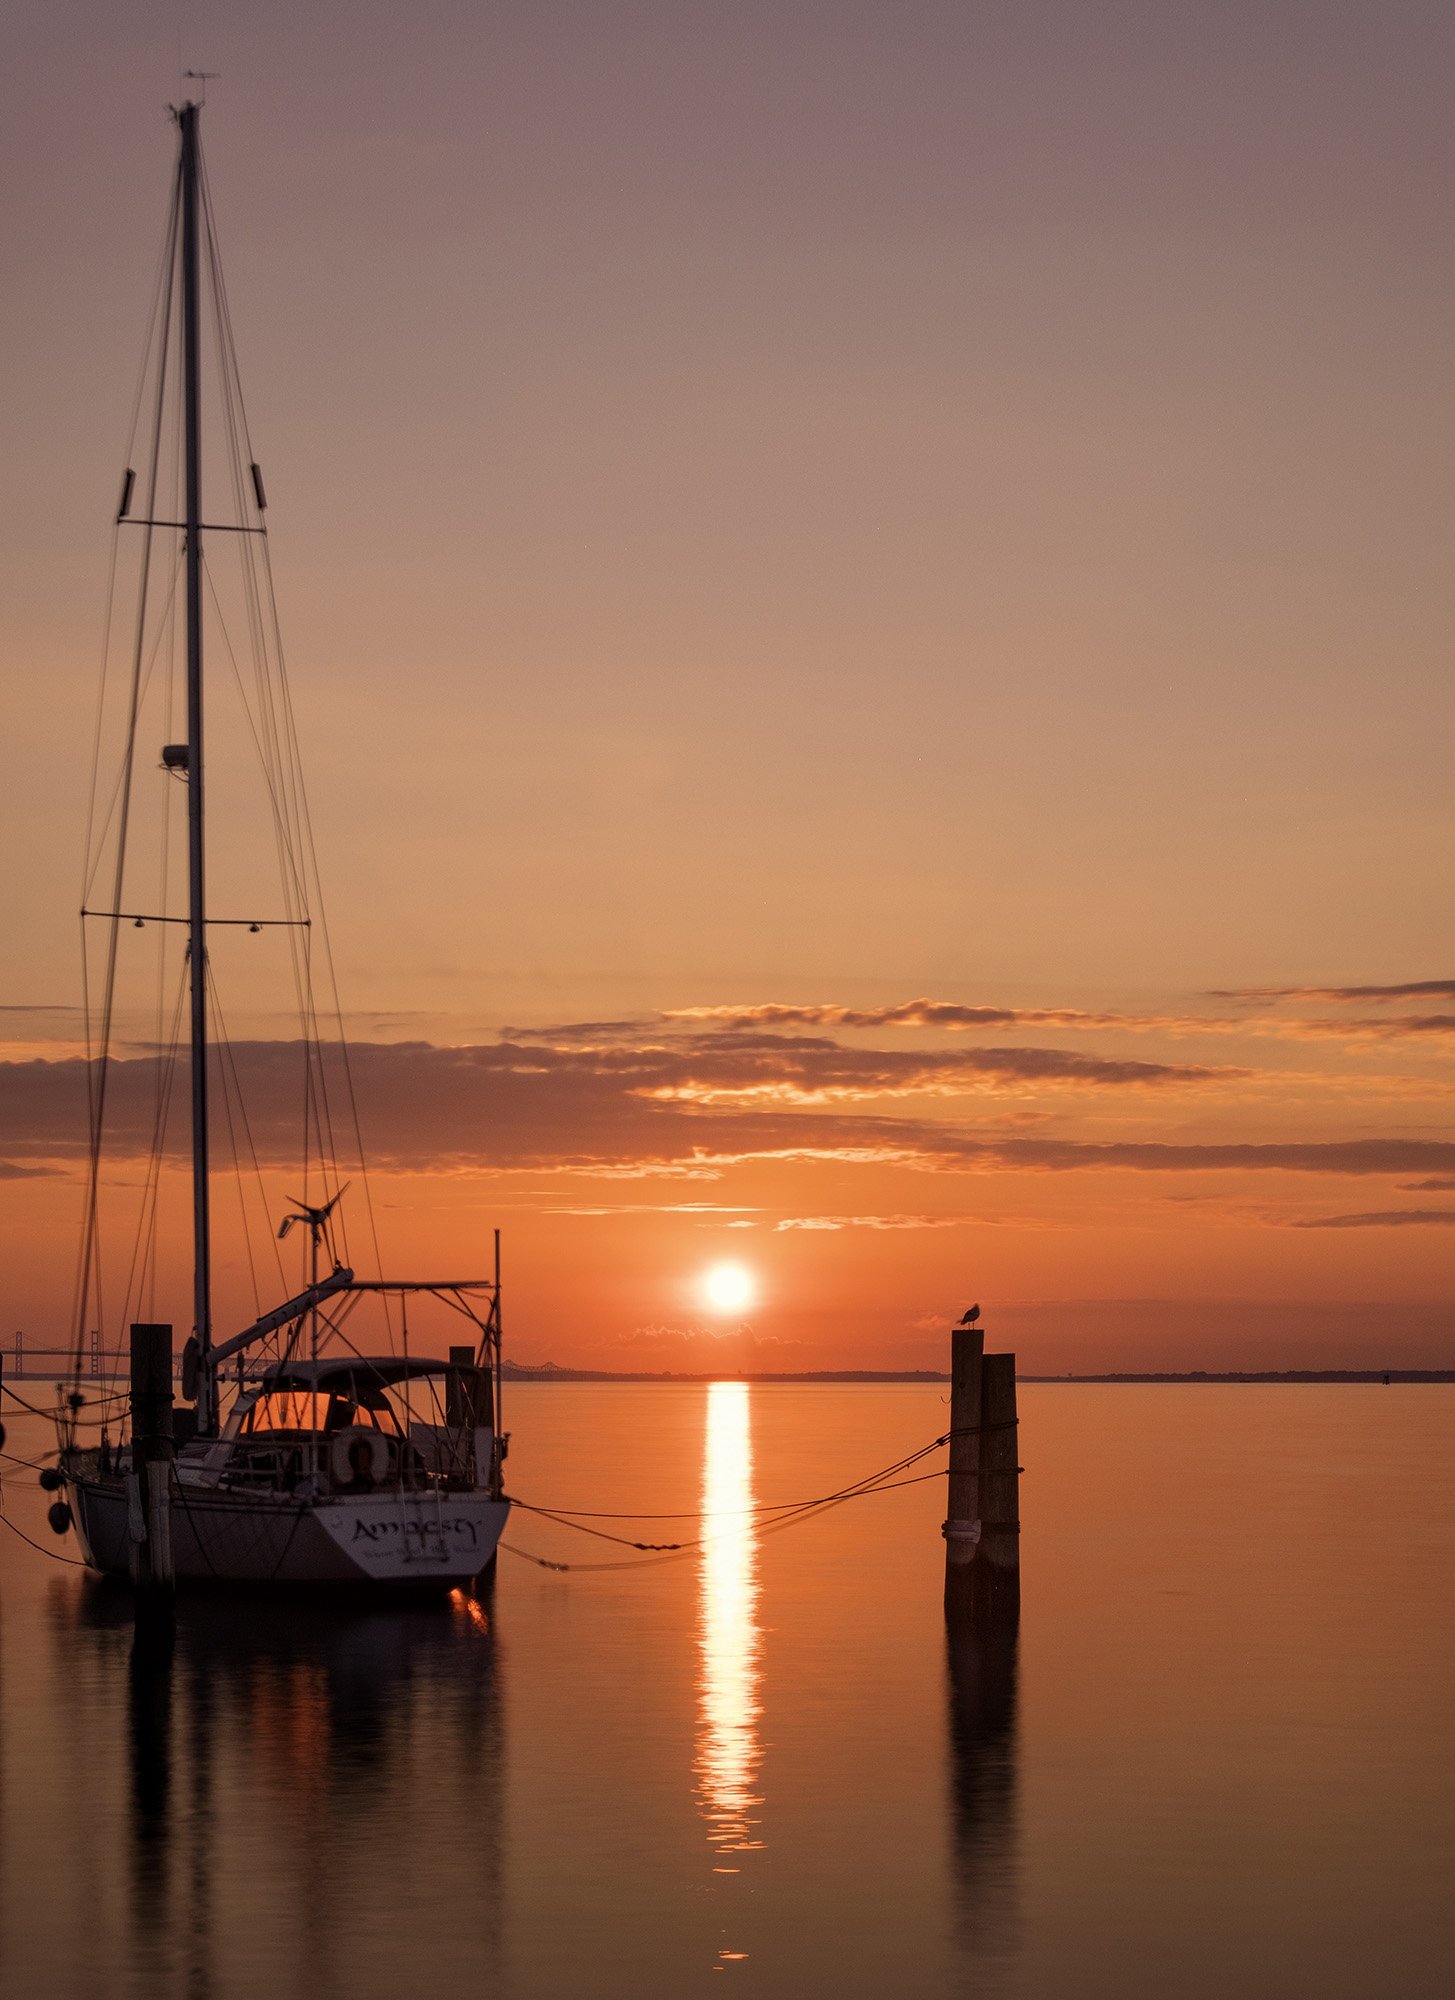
[972,1351,1020,1622]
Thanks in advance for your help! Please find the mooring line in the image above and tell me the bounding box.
[508,1420,1015,1523]
[500,1426,1001,1572]
[0,1509,89,1568]
[510,1427,950,1532]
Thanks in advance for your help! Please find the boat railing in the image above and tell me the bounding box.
[215,1422,491,1497]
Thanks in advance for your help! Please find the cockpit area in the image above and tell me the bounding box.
[221,1356,495,1496]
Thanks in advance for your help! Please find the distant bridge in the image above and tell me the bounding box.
[4,1332,119,1382]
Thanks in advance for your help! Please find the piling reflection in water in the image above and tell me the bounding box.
[128,1610,176,1983]
[694,1381,764,1858]
[944,1620,1020,1956]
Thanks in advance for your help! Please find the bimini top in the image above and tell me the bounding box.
[259,1355,473,1391]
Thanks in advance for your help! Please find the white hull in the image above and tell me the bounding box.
[68,1472,508,1590]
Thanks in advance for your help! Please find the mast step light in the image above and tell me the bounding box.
[162,744,190,772]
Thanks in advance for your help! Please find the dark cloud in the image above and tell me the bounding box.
[1207,1008,1455,1040]
[671,1000,1099,1031]
[1241,1013,1455,1042]
[1290,1209,1455,1229]
[1,1029,1219,1175]
[1214,981,1455,1005]
[0,1161,63,1179]
[997,1140,1455,1176]
[515,996,1455,1049]
[533,999,1252,1038]
[552,1201,758,1218]
[630,1031,1235,1100]
[501,1016,662,1044]
[1335,1015,1455,1039]
[773,1214,967,1232]
[3,1039,1453,1183]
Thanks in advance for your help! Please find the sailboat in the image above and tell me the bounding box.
[55,99,510,1590]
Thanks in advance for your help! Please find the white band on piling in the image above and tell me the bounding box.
[126,1472,147,1544]
[941,1518,982,1545]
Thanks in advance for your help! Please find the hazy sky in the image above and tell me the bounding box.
[3,2,1454,1367]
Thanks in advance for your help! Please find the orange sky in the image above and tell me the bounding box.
[3,3,1454,1369]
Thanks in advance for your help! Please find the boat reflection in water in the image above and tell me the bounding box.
[48,1578,502,1995]
[694,1381,764,1863]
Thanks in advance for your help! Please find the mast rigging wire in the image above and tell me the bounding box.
[72,176,182,1377]
[116,957,188,1341]
[73,114,398,1393]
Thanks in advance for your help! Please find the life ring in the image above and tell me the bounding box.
[331,1425,390,1488]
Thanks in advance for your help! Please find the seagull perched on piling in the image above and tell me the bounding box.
[956,1304,980,1326]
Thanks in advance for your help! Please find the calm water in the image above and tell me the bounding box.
[2,1383,1452,1998]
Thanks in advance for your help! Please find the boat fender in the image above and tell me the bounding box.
[331,1426,389,1488]
[38,1467,63,1492]
[47,1501,72,1536]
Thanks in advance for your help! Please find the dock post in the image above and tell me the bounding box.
[972,1352,1020,1622]
[943,1321,985,1621]
[129,1323,175,1597]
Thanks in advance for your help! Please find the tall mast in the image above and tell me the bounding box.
[179,101,214,1430]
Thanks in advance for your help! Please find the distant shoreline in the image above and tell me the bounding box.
[6,1357,1449,1387]
[501,1365,1455,1385]
[1016,1370,1455,1384]
[500,1366,951,1384]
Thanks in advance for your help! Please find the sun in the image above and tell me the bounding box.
[703,1261,755,1315]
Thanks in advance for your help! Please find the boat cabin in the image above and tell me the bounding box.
[215,1356,495,1495]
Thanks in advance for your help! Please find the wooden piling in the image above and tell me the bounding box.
[972,1352,1020,1623]
[945,1322,1021,1627]
[129,1323,175,1596]
[943,1323,985,1621]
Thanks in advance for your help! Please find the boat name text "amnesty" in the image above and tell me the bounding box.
[352,1517,480,1545]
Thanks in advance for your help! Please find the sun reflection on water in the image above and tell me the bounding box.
[694,1380,764,1859]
